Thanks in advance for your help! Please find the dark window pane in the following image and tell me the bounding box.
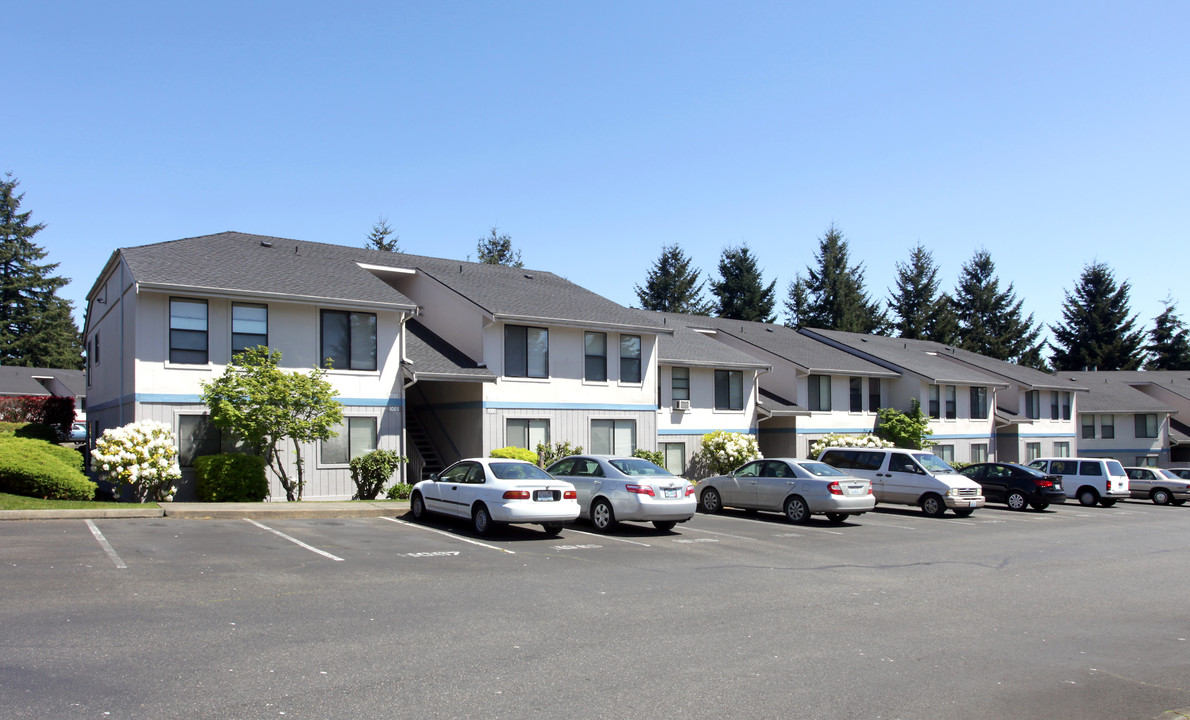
[321,311,350,369]
[350,313,377,370]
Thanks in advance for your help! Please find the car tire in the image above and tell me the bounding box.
[591,498,617,532]
[1031,502,1050,511]
[1006,492,1028,511]
[1099,498,1117,507]
[1077,488,1099,507]
[700,487,722,514]
[920,493,946,518]
[952,508,975,518]
[1152,488,1172,505]
[410,492,426,520]
[472,504,498,536]
[824,513,847,524]
[652,520,677,531]
[541,523,564,536]
[783,495,810,525]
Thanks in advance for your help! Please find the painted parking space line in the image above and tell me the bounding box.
[380,517,516,555]
[854,517,917,531]
[564,528,652,547]
[682,525,758,541]
[791,526,845,535]
[244,519,344,561]
[85,520,127,569]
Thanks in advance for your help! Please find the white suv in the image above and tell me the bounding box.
[1027,457,1129,507]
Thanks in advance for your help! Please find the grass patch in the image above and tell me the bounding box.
[0,492,133,511]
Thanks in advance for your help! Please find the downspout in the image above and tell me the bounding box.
[119,262,127,427]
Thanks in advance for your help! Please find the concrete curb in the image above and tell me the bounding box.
[0,501,410,521]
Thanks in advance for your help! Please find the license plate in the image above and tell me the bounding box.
[968,500,978,508]
[846,485,864,495]
[534,490,556,502]
[1055,484,1062,491]
[663,488,679,499]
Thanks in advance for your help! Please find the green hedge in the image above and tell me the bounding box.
[490,446,539,463]
[0,421,62,443]
[194,454,269,502]
[0,436,97,500]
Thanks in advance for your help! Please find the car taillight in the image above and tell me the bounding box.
[626,484,655,496]
[867,484,873,495]
[1033,480,1053,488]
[827,481,842,496]
[563,490,577,500]
[1106,480,1112,491]
[686,485,696,496]
[502,490,531,499]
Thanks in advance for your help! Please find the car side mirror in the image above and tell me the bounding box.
[429,474,439,482]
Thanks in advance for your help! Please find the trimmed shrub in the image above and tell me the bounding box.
[0,421,62,443]
[194,454,269,502]
[0,436,97,500]
[632,448,665,466]
[385,482,414,500]
[349,449,407,500]
[490,446,538,463]
[0,396,75,440]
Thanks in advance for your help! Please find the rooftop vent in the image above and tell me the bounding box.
[260,240,272,248]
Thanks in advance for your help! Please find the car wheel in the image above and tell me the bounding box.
[541,523,564,536]
[591,498,617,532]
[472,504,497,536]
[410,491,426,520]
[1099,498,1117,507]
[1006,492,1028,511]
[1152,488,1172,505]
[1031,502,1050,511]
[783,495,810,525]
[652,520,677,531]
[1077,488,1099,507]
[824,513,847,524]
[921,494,946,518]
[1171,499,1186,506]
[700,487,722,514]
[952,508,975,518]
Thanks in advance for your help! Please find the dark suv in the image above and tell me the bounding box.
[958,462,1067,511]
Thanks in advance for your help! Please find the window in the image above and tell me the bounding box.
[504,325,548,378]
[671,367,690,402]
[970,387,988,420]
[1135,414,1158,439]
[86,339,92,387]
[945,385,956,420]
[1081,415,1096,439]
[178,415,221,466]
[232,303,268,355]
[933,444,954,462]
[170,298,208,364]
[94,330,100,365]
[1026,442,1042,461]
[1051,391,1060,420]
[1025,391,1040,420]
[1061,392,1072,420]
[1054,442,1070,458]
[662,442,686,475]
[1136,456,1158,467]
[321,310,377,371]
[715,370,743,411]
[591,419,636,455]
[928,384,940,419]
[1101,415,1115,439]
[620,335,641,383]
[808,375,831,412]
[1078,461,1103,476]
[507,419,549,450]
[321,417,378,465]
[584,332,607,381]
[849,377,863,413]
[971,443,988,464]
[868,378,881,412]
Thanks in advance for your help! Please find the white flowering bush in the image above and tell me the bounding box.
[697,430,762,476]
[809,433,894,458]
[91,420,181,502]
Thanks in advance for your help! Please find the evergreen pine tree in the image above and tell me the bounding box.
[783,274,810,328]
[710,244,776,323]
[888,244,950,340]
[0,173,83,369]
[1145,298,1190,370]
[476,227,523,268]
[795,224,886,333]
[1048,262,1145,371]
[364,216,399,252]
[634,244,712,314]
[951,249,1045,368]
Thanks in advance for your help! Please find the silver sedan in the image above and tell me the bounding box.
[698,458,875,524]
[545,455,696,532]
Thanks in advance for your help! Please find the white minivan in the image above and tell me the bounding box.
[817,448,985,517]
[1026,457,1129,507]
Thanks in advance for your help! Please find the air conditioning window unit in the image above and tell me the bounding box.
[675,399,691,411]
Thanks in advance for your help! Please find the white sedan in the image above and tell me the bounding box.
[409,458,580,536]
[545,455,696,532]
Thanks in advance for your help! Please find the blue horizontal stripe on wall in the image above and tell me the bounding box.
[484,401,658,411]
[134,393,402,408]
[659,428,756,435]
[1080,447,1167,454]
[339,398,403,407]
[1016,432,1077,438]
[137,393,204,404]
[926,433,999,440]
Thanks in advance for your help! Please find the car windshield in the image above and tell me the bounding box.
[797,461,848,477]
[489,462,555,481]
[912,453,955,474]
[609,458,674,477]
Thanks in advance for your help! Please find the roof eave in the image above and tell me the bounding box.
[135,282,419,313]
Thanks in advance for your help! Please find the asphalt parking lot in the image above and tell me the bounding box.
[3,501,1189,720]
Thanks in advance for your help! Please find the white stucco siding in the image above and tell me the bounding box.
[1076,412,1168,464]
[383,270,487,361]
[657,365,757,435]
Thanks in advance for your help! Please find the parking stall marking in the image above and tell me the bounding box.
[681,525,759,541]
[244,519,344,561]
[380,516,516,555]
[564,527,652,546]
[85,520,127,569]
[550,544,603,551]
[853,517,918,531]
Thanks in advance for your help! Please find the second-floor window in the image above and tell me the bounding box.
[1135,414,1157,439]
[504,325,548,378]
[928,384,940,419]
[170,298,208,364]
[944,385,957,420]
[808,374,831,412]
[868,378,881,412]
[232,303,268,355]
[321,310,377,371]
[584,332,607,381]
[1025,390,1041,420]
[671,367,690,401]
[1081,414,1095,439]
[1061,392,1071,420]
[970,387,988,419]
[715,370,743,411]
[620,335,641,383]
[849,377,862,412]
[1101,414,1115,439]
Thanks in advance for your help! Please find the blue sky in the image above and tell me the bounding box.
[7,1,1188,348]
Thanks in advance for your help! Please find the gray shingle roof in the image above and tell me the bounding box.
[801,328,1011,386]
[404,320,495,382]
[629,312,770,368]
[1066,370,1190,403]
[1062,372,1176,413]
[0,366,86,397]
[758,387,805,415]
